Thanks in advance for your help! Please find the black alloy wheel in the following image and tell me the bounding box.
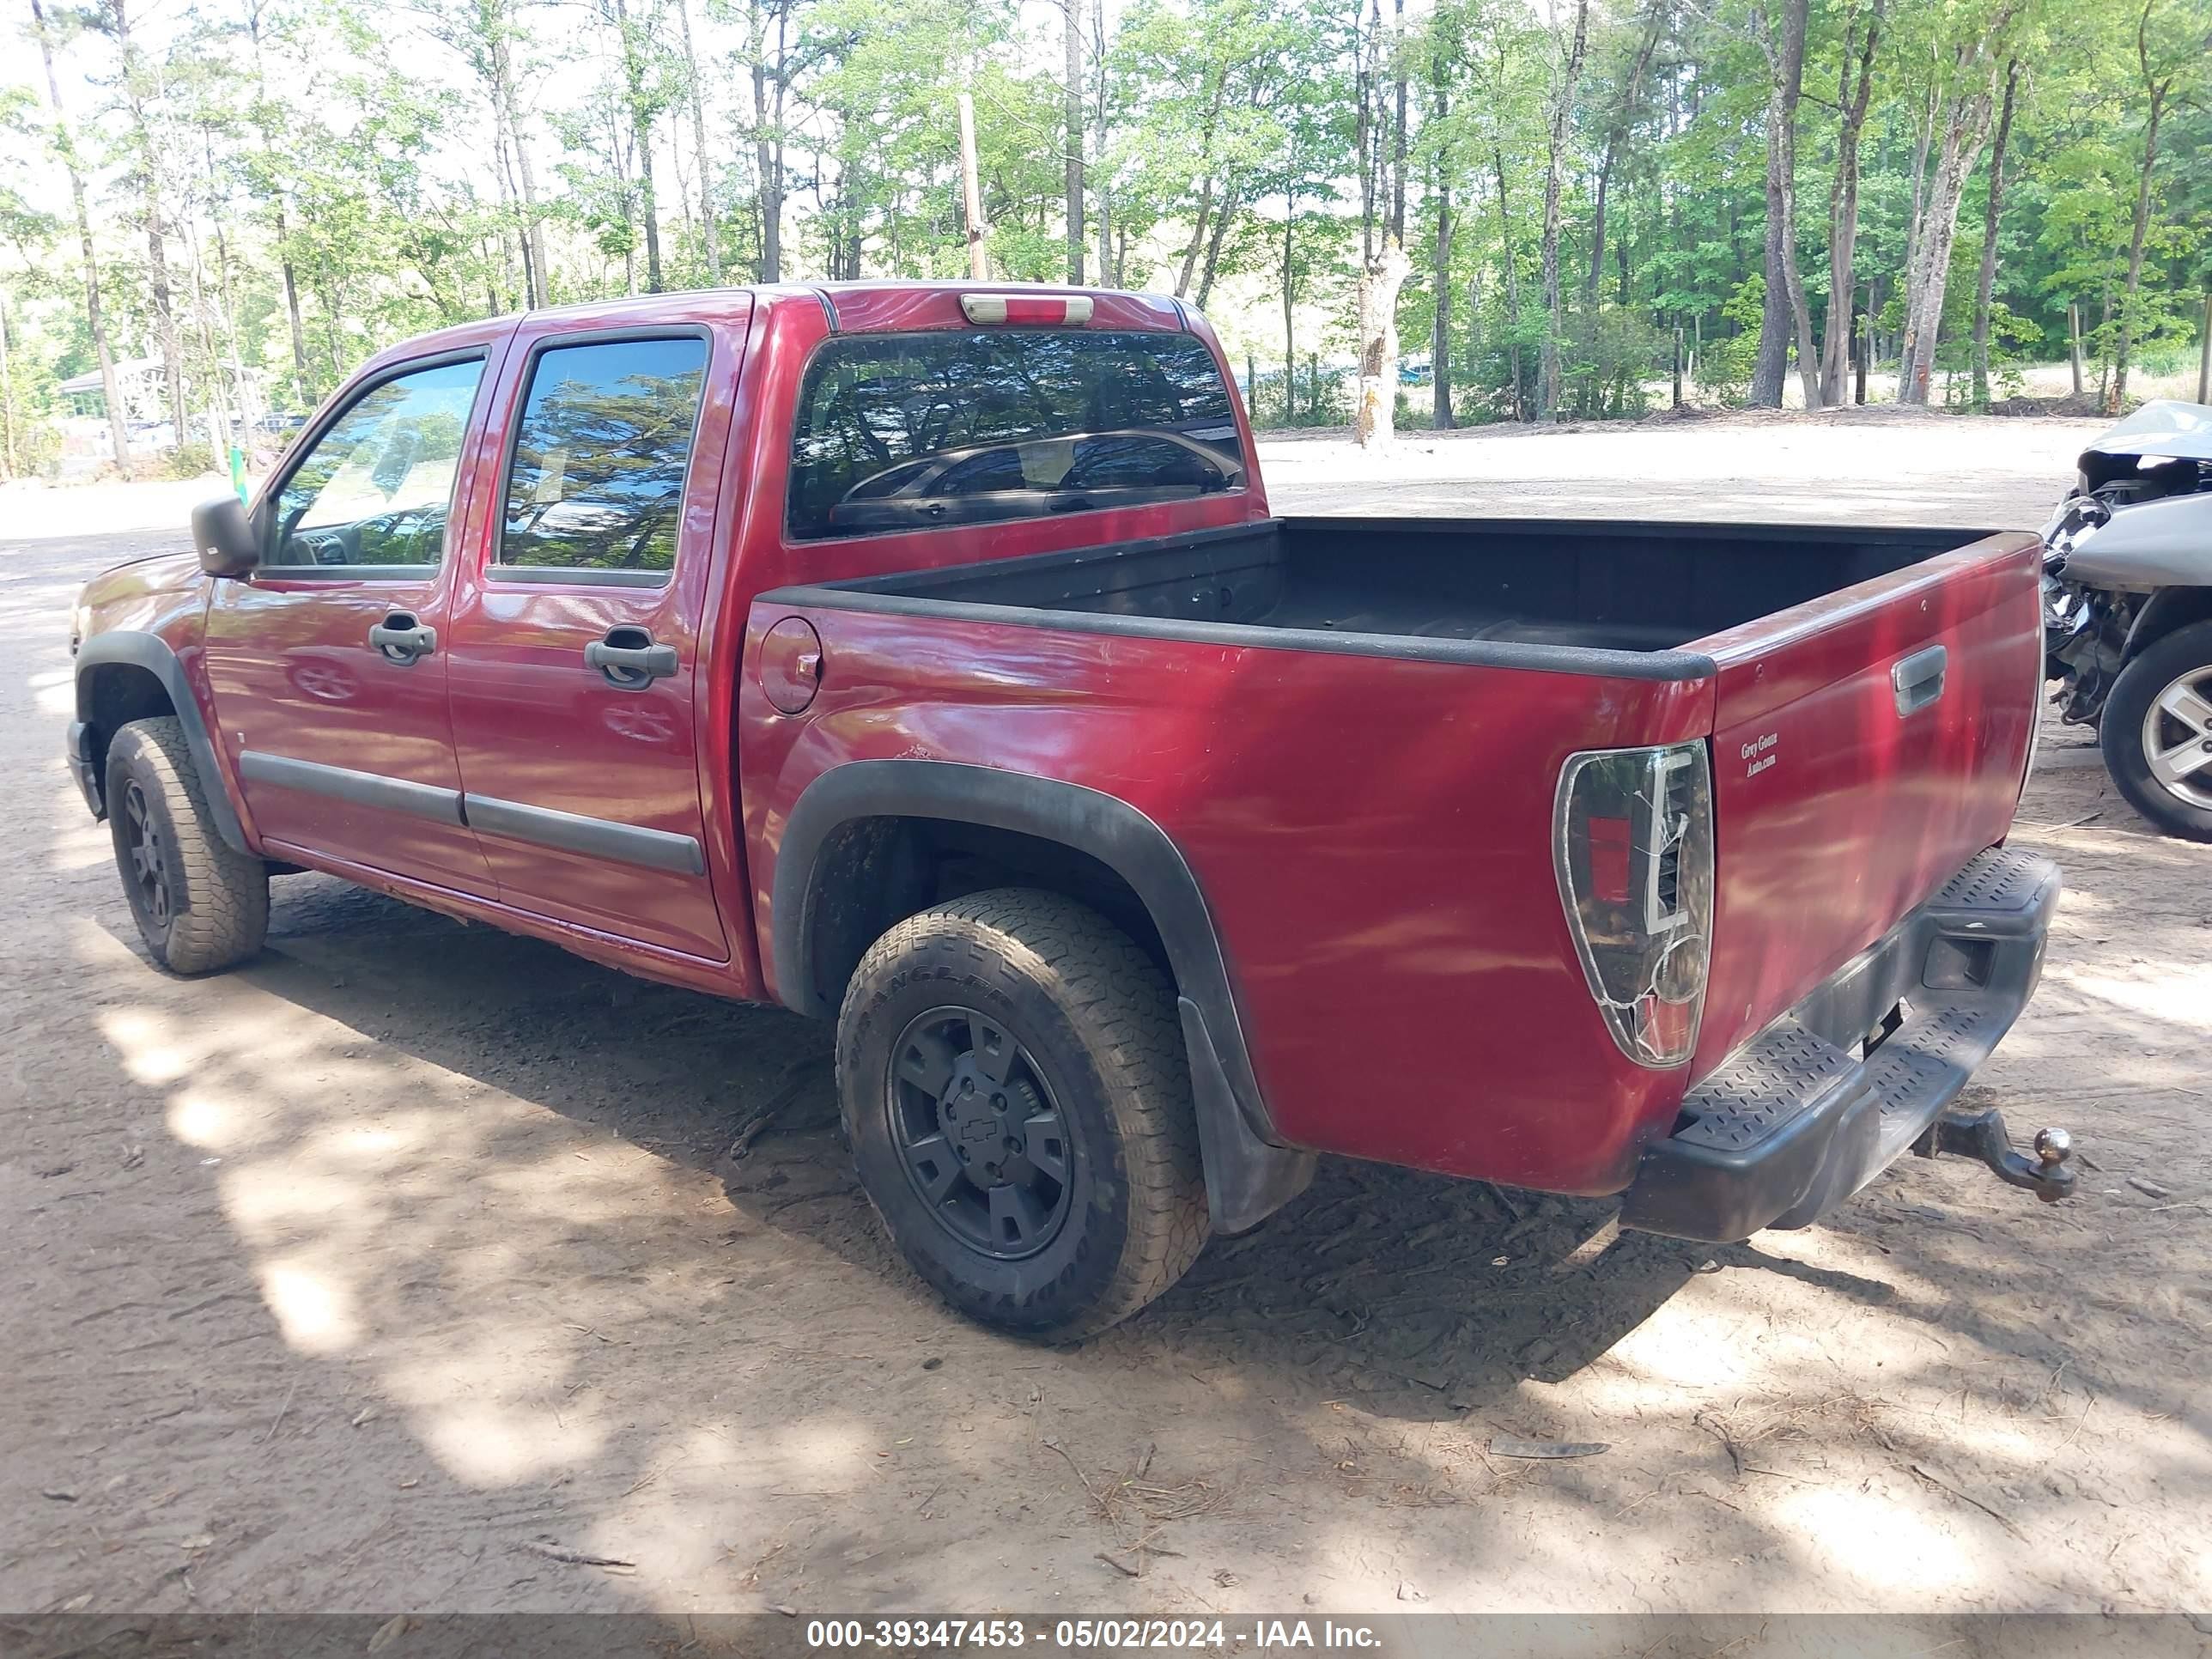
[835,888,1210,1340]
[120,779,173,936]
[887,1005,1075,1259]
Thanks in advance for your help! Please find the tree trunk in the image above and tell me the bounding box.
[1282,192,1297,426]
[1495,144,1525,422]
[1389,0,1407,247]
[179,208,232,462]
[1539,0,1590,419]
[2110,78,2168,412]
[1585,3,1662,311]
[1899,67,2004,405]
[1899,72,1935,309]
[245,0,313,394]
[0,293,16,477]
[32,0,132,471]
[638,137,664,293]
[1063,0,1084,283]
[1092,0,1110,283]
[202,129,256,434]
[1819,0,1883,405]
[489,114,526,306]
[1970,59,2021,406]
[108,0,188,444]
[753,58,777,281]
[491,18,549,307]
[276,203,309,392]
[1750,0,1815,409]
[1355,0,1375,260]
[677,0,720,283]
[1193,185,1239,308]
[612,0,662,293]
[1352,241,1412,447]
[1431,63,1455,430]
[1175,179,1214,301]
[750,0,787,283]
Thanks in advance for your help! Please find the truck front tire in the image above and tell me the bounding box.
[836,889,1209,1340]
[2102,621,2212,842]
[105,717,270,974]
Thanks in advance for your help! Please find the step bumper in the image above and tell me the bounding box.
[1620,847,2062,1243]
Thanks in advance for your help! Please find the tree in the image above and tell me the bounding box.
[406,0,551,304]
[1352,238,1410,444]
[4,0,2206,458]
[1970,58,2022,404]
[28,0,131,471]
[674,0,720,283]
[1536,0,1588,418]
[1896,1,2023,405]
[1585,0,1663,312]
[1747,0,1814,408]
[1063,0,1084,282]
[1109,0,1303,305]
[1818,0,1884,405]
[2109,0,2211,409]
[745,0,802,283]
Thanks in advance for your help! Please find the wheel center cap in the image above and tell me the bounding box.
[939,1059,1038,1159]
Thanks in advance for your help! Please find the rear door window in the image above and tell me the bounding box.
[497,335,708,580]
[787,329,1245,541]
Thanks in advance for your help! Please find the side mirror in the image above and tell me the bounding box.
[192,495,259,578]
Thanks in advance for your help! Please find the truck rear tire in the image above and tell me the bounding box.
[105,717,270,974]
[2101,621,2212,842]
[836,889,1209,1340]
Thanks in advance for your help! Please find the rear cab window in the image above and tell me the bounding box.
[786,329,1245,541]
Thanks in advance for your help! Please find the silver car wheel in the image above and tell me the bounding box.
[2142,664,2212,810]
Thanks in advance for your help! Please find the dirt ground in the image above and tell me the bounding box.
[4,413,2209,1635]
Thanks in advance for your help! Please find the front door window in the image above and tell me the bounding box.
[270,359,484,571]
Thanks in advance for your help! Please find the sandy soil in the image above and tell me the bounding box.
[1261,405,2107,527]
[3,415,2208,1635]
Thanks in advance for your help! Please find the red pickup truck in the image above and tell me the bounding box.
[68,283,2075,1340]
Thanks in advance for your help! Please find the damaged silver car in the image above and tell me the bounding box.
[2044,398,2212,841]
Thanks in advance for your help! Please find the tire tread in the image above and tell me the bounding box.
[108,717,270,974]
[840,889,1207,1340]
[2100,620,2212,842]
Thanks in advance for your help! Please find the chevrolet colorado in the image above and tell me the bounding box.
[69,283,2075,1339]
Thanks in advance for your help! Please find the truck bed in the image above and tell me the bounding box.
[825,516,1981,664]
[758,506,2040,1188]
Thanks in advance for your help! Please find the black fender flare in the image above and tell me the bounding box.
[2123,586,2212,662]
[75,631,253,857]
[771,759,1314,1233]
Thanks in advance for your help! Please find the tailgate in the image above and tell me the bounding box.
[1689,533,2044,1076]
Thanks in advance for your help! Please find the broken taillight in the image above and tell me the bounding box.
[1553,742,1715,1067]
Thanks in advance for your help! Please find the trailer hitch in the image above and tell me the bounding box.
[1915,1108,2077,1204]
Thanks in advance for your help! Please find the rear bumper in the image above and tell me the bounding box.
[1620,846,2059,1243]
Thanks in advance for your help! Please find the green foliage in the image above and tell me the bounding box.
[3,0,2209,464]
[1697,274,1765,405]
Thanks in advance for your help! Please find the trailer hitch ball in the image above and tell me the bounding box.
[1917,1108,2079,1204]
[2033,1127,2073,1186]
